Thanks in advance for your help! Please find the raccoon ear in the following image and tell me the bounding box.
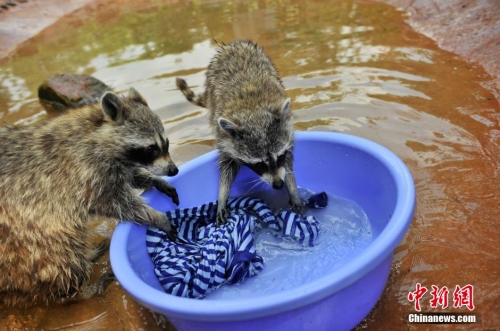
[128,87,148,106]
[218,118,239,137]
[101,92,129,123]
[280,98,291,120]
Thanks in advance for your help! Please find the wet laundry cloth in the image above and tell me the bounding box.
[146,193,328,298]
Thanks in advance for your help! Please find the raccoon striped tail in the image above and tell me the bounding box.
[175,78,206,108]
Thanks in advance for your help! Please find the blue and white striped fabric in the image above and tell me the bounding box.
[146,193,327,298]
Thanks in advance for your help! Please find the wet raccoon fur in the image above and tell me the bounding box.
[176,40,304,224]
[0,88,179,306]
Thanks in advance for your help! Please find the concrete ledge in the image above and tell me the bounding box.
[0,0,92,59]
[373,0,500,101]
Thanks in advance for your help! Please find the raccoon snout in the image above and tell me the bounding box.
[272,179,284,190]
[167,164,179,177]
[146,158,178,177]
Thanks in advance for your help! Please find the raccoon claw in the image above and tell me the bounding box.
[216,209,229,226]
[166,226,178,242]
[154,212,176,236]
[164,187,179,205]
[154,180,179,205]
[169,188,179,206]
[290,201,306,216]
[159,223,177,242]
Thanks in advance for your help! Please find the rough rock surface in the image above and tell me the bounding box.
[38,74,110,113]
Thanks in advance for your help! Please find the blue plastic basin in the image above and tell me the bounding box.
[110,131,415,331]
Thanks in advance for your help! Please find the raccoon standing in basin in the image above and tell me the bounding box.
[176,40,304,224]
[0,88,178,306]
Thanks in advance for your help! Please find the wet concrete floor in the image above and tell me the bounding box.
[0,0,499,330]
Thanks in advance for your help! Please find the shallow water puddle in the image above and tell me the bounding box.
[1,0,499,329]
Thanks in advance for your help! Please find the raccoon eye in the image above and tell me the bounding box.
[276,151,288,166]
[146,145,160,157]
[250,161,268,175]
[125,145,159,166]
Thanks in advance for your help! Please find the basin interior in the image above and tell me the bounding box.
[121,134,401,294]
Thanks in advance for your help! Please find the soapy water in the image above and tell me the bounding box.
[205,188,373,300]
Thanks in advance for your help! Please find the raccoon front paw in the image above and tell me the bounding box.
[155,179,179,205]
[216,208,229,226]
[167,187,179,206]
[154,212,177,240]
[290,200,306,216]
[166,226,178,242]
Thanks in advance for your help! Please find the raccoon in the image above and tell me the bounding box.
[176,40,304,224]
[0,88,178,306]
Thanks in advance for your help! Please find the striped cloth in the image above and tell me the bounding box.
[146,193,327,298]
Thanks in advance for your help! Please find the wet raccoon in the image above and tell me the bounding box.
[176,40,304,224]
[0,88,179,306]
